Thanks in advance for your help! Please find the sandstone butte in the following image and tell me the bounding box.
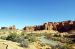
[23,20,75,32]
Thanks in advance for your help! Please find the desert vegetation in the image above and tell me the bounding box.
[0,29,75,49]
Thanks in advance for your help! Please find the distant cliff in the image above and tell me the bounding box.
[1,25,16,30]
[23,20,75,32]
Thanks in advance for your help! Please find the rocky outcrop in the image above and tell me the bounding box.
[56,20,75,32]
[23,25,44,31]
[9,25,16,30]
[1,25,16,30]
[44,22,53,30]
[1,27,8,30]
[23,26,35,31]
[23,20,75,32]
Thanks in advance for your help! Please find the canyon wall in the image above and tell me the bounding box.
[23,20,75,32]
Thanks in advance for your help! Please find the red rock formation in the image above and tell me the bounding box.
[23,20,75,32]
[23,26,35,31]
[43,22,54,30]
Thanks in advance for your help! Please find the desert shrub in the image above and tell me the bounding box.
[59,44,75,49]
[54,34,61,37]
[25,35,37,42]
[51,37,73,43]
[52,44,71,49]
[6,33,18,42]
[0,36,7,40]
[24,33,37,42]
[5,33,29,47]
[29,37,37,42]
[0,33,35,47]
[0,32,29,47]
[20,39,29,47]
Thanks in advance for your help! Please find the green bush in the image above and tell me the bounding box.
[6,33,18,42]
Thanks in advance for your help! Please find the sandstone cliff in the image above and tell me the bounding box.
[23,20,75,32]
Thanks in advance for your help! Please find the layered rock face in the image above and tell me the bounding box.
[23,20,75,32]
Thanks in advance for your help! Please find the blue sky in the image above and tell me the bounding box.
[0,0,75,29]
